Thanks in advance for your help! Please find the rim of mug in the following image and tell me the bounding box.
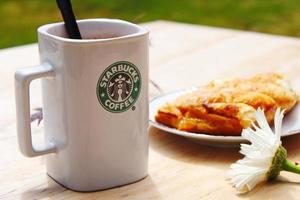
[38,18,149,45]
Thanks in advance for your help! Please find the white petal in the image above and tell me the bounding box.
[226,162,268,192]
[274,108,284,140]
[245,172,266,192]
[255,108,273,134]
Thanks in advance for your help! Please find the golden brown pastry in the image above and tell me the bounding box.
[155,73,298,136]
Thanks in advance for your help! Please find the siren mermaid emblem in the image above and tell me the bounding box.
[109,74,132,102]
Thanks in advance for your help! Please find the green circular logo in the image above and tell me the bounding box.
[96,61,141,113]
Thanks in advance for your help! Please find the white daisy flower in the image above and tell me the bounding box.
[226,108,300,193]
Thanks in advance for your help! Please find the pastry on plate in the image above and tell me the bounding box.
[155,73,298,136]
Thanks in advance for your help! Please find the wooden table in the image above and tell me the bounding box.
[1,20,300,200]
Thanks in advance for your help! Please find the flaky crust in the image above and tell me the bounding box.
[155,73,298,136]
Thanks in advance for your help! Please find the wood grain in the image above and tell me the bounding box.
[1,20,300,200]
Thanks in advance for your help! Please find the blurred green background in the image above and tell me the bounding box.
[1,0,300,49]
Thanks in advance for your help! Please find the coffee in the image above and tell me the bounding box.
[84,33,120,39]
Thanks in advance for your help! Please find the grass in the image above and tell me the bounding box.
[1,0,300,48]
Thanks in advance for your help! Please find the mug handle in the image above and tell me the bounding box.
[15,62,57,157]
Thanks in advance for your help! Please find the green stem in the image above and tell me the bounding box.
[282,160,300,175]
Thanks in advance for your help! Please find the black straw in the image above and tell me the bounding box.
[56,0,82,39]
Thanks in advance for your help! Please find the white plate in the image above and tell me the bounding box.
[149,88,300,147]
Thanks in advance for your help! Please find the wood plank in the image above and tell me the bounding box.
[1,20,300,200]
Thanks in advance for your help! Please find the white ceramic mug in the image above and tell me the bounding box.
[15,19,149,192]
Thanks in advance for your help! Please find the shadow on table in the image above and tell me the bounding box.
[238,176,300,199]
[20,173,162,200]
[149,126,241,166]
[149,126,300,166]
[20,176,67,200]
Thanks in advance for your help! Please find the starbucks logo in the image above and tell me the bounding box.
[96,61,141,113]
